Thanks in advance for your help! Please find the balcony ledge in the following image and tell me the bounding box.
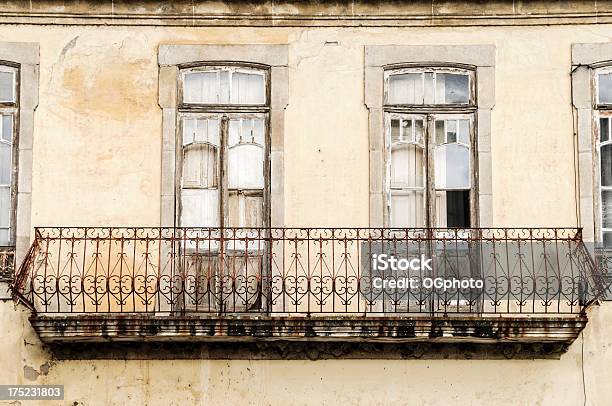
[16,227,604,358]
[30,314,587,346]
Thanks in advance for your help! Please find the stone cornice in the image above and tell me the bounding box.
[1,1,612,27]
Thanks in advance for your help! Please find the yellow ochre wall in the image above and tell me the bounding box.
[0,20,611,406]
[0,24,591,228]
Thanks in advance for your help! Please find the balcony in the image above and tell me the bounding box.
[10,227,606,357]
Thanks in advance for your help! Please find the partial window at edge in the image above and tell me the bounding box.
[0,64,17,245]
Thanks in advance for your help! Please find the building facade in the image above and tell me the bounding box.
[1,1,612,404]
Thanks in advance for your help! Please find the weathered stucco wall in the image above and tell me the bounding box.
[2,302,612,405]
[0,23,600,228]
[0,19,611,406]
[0,26,596,226]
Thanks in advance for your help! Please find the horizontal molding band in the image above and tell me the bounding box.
[2,11,612,27]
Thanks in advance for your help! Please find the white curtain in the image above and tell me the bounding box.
[232,72,265,104]
[388,73,422,105]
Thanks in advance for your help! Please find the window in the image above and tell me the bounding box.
[0,64,17,245]
[177,64,270,312]
[596,67,612,245]
[159,46,288,313]
[178,64,269,229]
[384,66,475,228]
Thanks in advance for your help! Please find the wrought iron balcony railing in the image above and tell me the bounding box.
[10,227,606,317]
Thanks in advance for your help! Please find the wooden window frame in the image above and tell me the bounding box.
[594,65,612,245]
[0,60,19,247]
[176,62,271,229]
[383,65,478,229]
[383,63,476,109]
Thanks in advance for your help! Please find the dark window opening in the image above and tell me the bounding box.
[446,190,470,228]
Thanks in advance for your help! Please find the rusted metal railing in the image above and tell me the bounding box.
[10,227,606,315]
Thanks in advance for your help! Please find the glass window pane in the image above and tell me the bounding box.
[390,191,424,228]
[601,117,610,142]
[201,145,218,188]
[228,144,264,189]
[252,119,265,145]
[228,191,263,228]
[603,231,612,248]
[0,228,9,245]
[202,72,218,103]
[181,189,219,227]
[599,73,612,104]
[601,144,612,187]
[219,71,230,104]
[602,190,612,228]
[390,119,400,143]
[0,143,11,185]
[458,120,470,144]
[194,119,207,142]
[423,72,434,104]
[388,73,422,104]
[436,190,470,228]
[0,187,10,228]
[184,68,266,105]
[231,72,265,104]
[446,120,457,143]
[183,145,218,188]
[228,120,241,147]
[2,115,12,143]
[435,119,469,145]
[435,143,470,189]
[184,72,218,103]
[415,119,424,144]
[391,144,424,188]
[204,147,217,188]
[183,118,195,145]
[386,69,472,105]
[0,71,14,102]
[401,119,412,142]
[436,73,470,104]
[184,72,202,103]
[435,120,445,144]
[241,119,252,142]
[227,118,265,147]
[207,119,220,146]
